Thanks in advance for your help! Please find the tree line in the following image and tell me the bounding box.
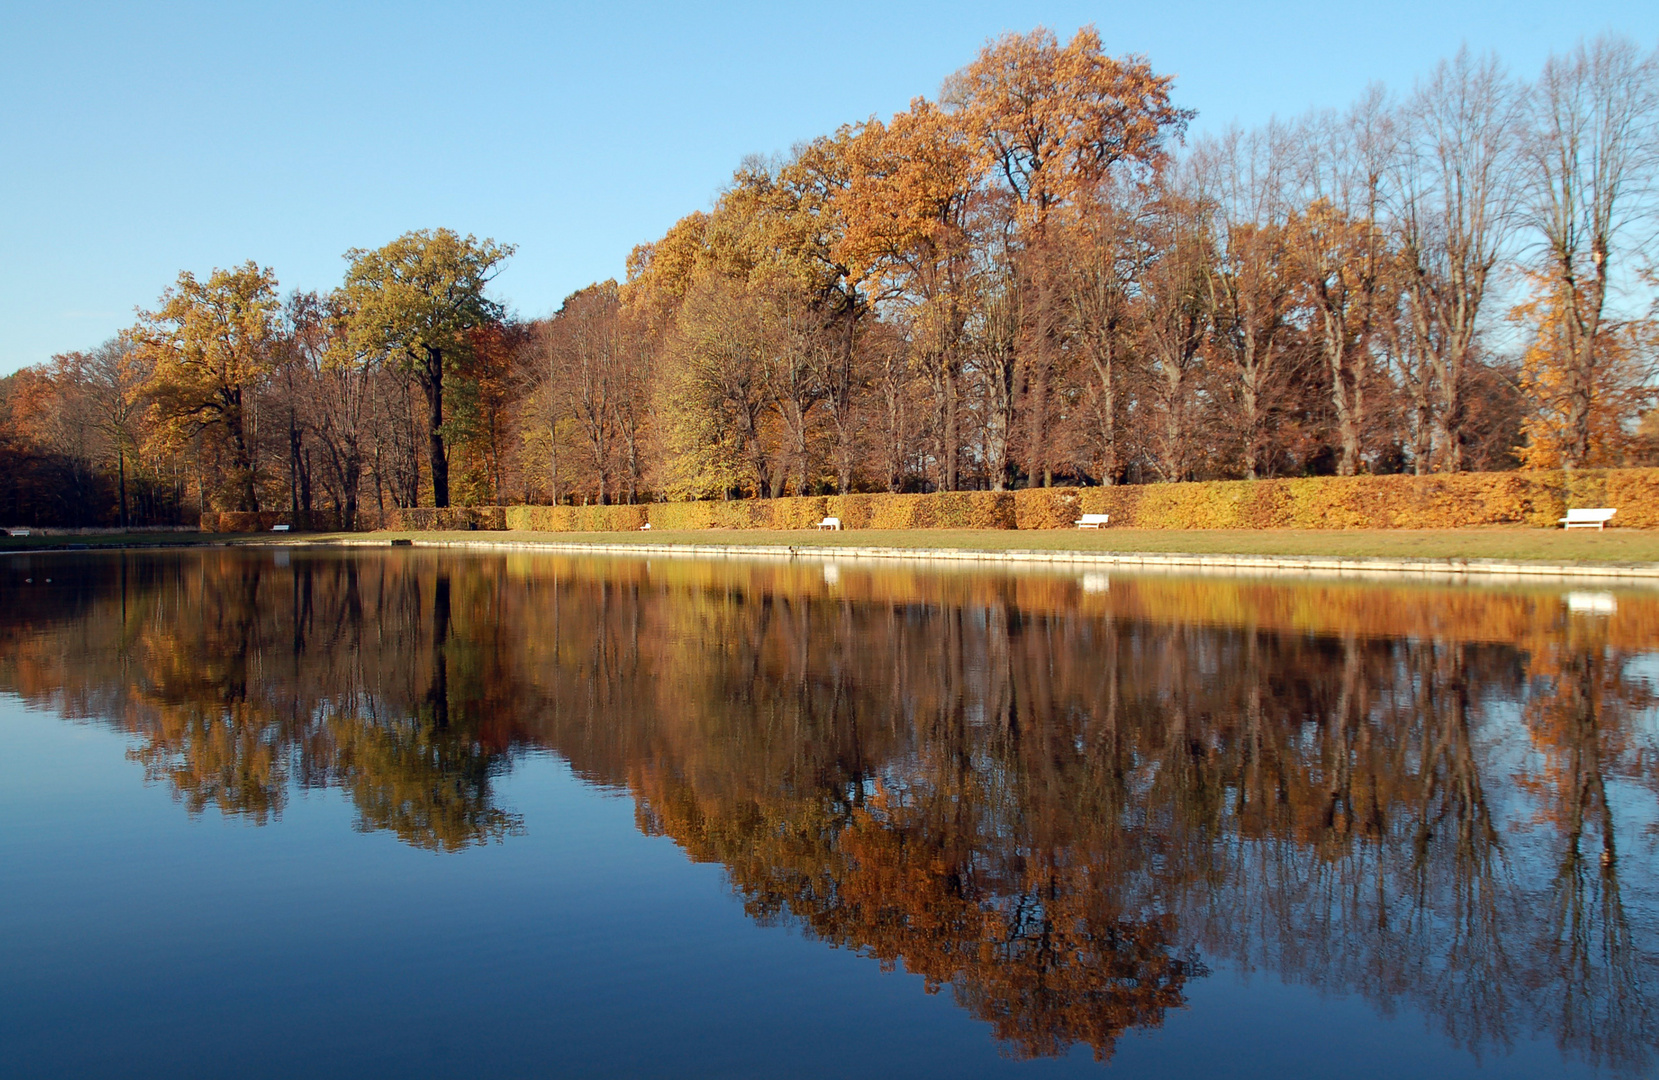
[2,28,1656,527]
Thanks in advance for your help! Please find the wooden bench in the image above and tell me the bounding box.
[1560,508,1616,530]
[1075,513,1110,529]
[815,517,842,531]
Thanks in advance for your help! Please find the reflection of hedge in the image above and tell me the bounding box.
[203,469,1659,533]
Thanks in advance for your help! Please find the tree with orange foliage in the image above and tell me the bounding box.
[138,262,282,511]
[1511,282,1656,469]
[837,100,979,490]
[946,25,1190,487]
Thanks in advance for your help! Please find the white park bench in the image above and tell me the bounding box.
[271,524,291,532]
[638,522,652,530]
[1075,513,1110,529]
[1560,508,1616,530]
[815,517,842,531]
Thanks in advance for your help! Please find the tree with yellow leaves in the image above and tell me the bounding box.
[138,261,282,511]
[1512,281,1656,469]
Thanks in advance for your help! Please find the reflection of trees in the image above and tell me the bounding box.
[1,552,1656,1069]
[1522,619,1657,1070]
[0,553,524,850]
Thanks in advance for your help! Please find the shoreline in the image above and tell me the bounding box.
[9,530,1659,585]
[367,536,1659,584]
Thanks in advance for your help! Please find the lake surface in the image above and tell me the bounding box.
[2,548,1657,1078]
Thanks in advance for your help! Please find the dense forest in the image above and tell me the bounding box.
[2,28,1656,527]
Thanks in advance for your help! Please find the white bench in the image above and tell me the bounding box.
[271,524,291,532]
[638,522,652,530]
[815,517,842,531]
[1561,508,1616,530]
[1075,514,1110,529]
[7,528,30,537]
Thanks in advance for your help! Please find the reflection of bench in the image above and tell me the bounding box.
[1561,508,1616,530]
[1075,514,1110,529]
[271,524,291,532]
[816,517,842,531]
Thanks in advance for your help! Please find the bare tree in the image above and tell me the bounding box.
[1138,179,1213,482]
[1394,49,1523,472]
[1297,91,1395,476]
[1523,35,1659,469]
[1200,126,1298,478]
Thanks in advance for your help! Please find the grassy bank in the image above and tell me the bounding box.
[342,528,1659,565]
[9,527,1659,566]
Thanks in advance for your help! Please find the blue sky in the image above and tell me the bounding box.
[1,1,1654,374]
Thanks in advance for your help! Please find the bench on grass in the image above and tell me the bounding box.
[1075,514,1110,529]
[639,522,652,530]
[271,524,291,532]
[1561,508,1617,530]
[815,517,842,531]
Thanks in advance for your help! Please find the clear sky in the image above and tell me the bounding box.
[2,0,1654,375]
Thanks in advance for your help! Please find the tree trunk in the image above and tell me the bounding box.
[288,409,304,514]
[226,386,259,512]
[420,346,450,507]
[1323,311,1362,476]
[936,359,960,491]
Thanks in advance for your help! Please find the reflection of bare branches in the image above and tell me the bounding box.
[1403,642,1519,1060]
[1537,651,1655,1074]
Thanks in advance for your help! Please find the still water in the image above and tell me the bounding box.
[2,548,1656,1078]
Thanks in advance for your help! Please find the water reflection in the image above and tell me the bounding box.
[1,550,1656,1071]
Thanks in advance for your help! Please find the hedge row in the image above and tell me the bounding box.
[201,510,345,533]
[201,469,1659,534]
[203,506,506,533]
[1064,470,1659,530]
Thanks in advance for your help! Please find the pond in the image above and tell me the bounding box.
[1,548,1656,1078]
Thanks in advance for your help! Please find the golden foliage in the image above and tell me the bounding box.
[1513,285,1656,469]
[302,467,1659,535]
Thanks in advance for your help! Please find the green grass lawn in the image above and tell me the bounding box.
[0,531,216,552]
[361,527,1659,565]
[7,526,1659,565]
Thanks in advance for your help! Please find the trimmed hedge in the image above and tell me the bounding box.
[201,510,344,532]
[1071,471,1630,530]
[388,507,507,531]
[203,468,1659,534]
[506,504,647,531]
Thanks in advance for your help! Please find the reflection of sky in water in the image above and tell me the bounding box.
[0,701,1613,1080]
[0,550,1655,1078]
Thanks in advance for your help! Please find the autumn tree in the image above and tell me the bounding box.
[282,289,377,527]
[139,261,282,511]
[1512,283,1657,468]
[1293,94,1394,476]
[837,101,979,490]
[344,229,514,507]
[1522,35,1659,469]
[1137,179,1214,482]
[946,25,1190,487]
[1392,49,1523,472]
[1199,127,1299,478]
